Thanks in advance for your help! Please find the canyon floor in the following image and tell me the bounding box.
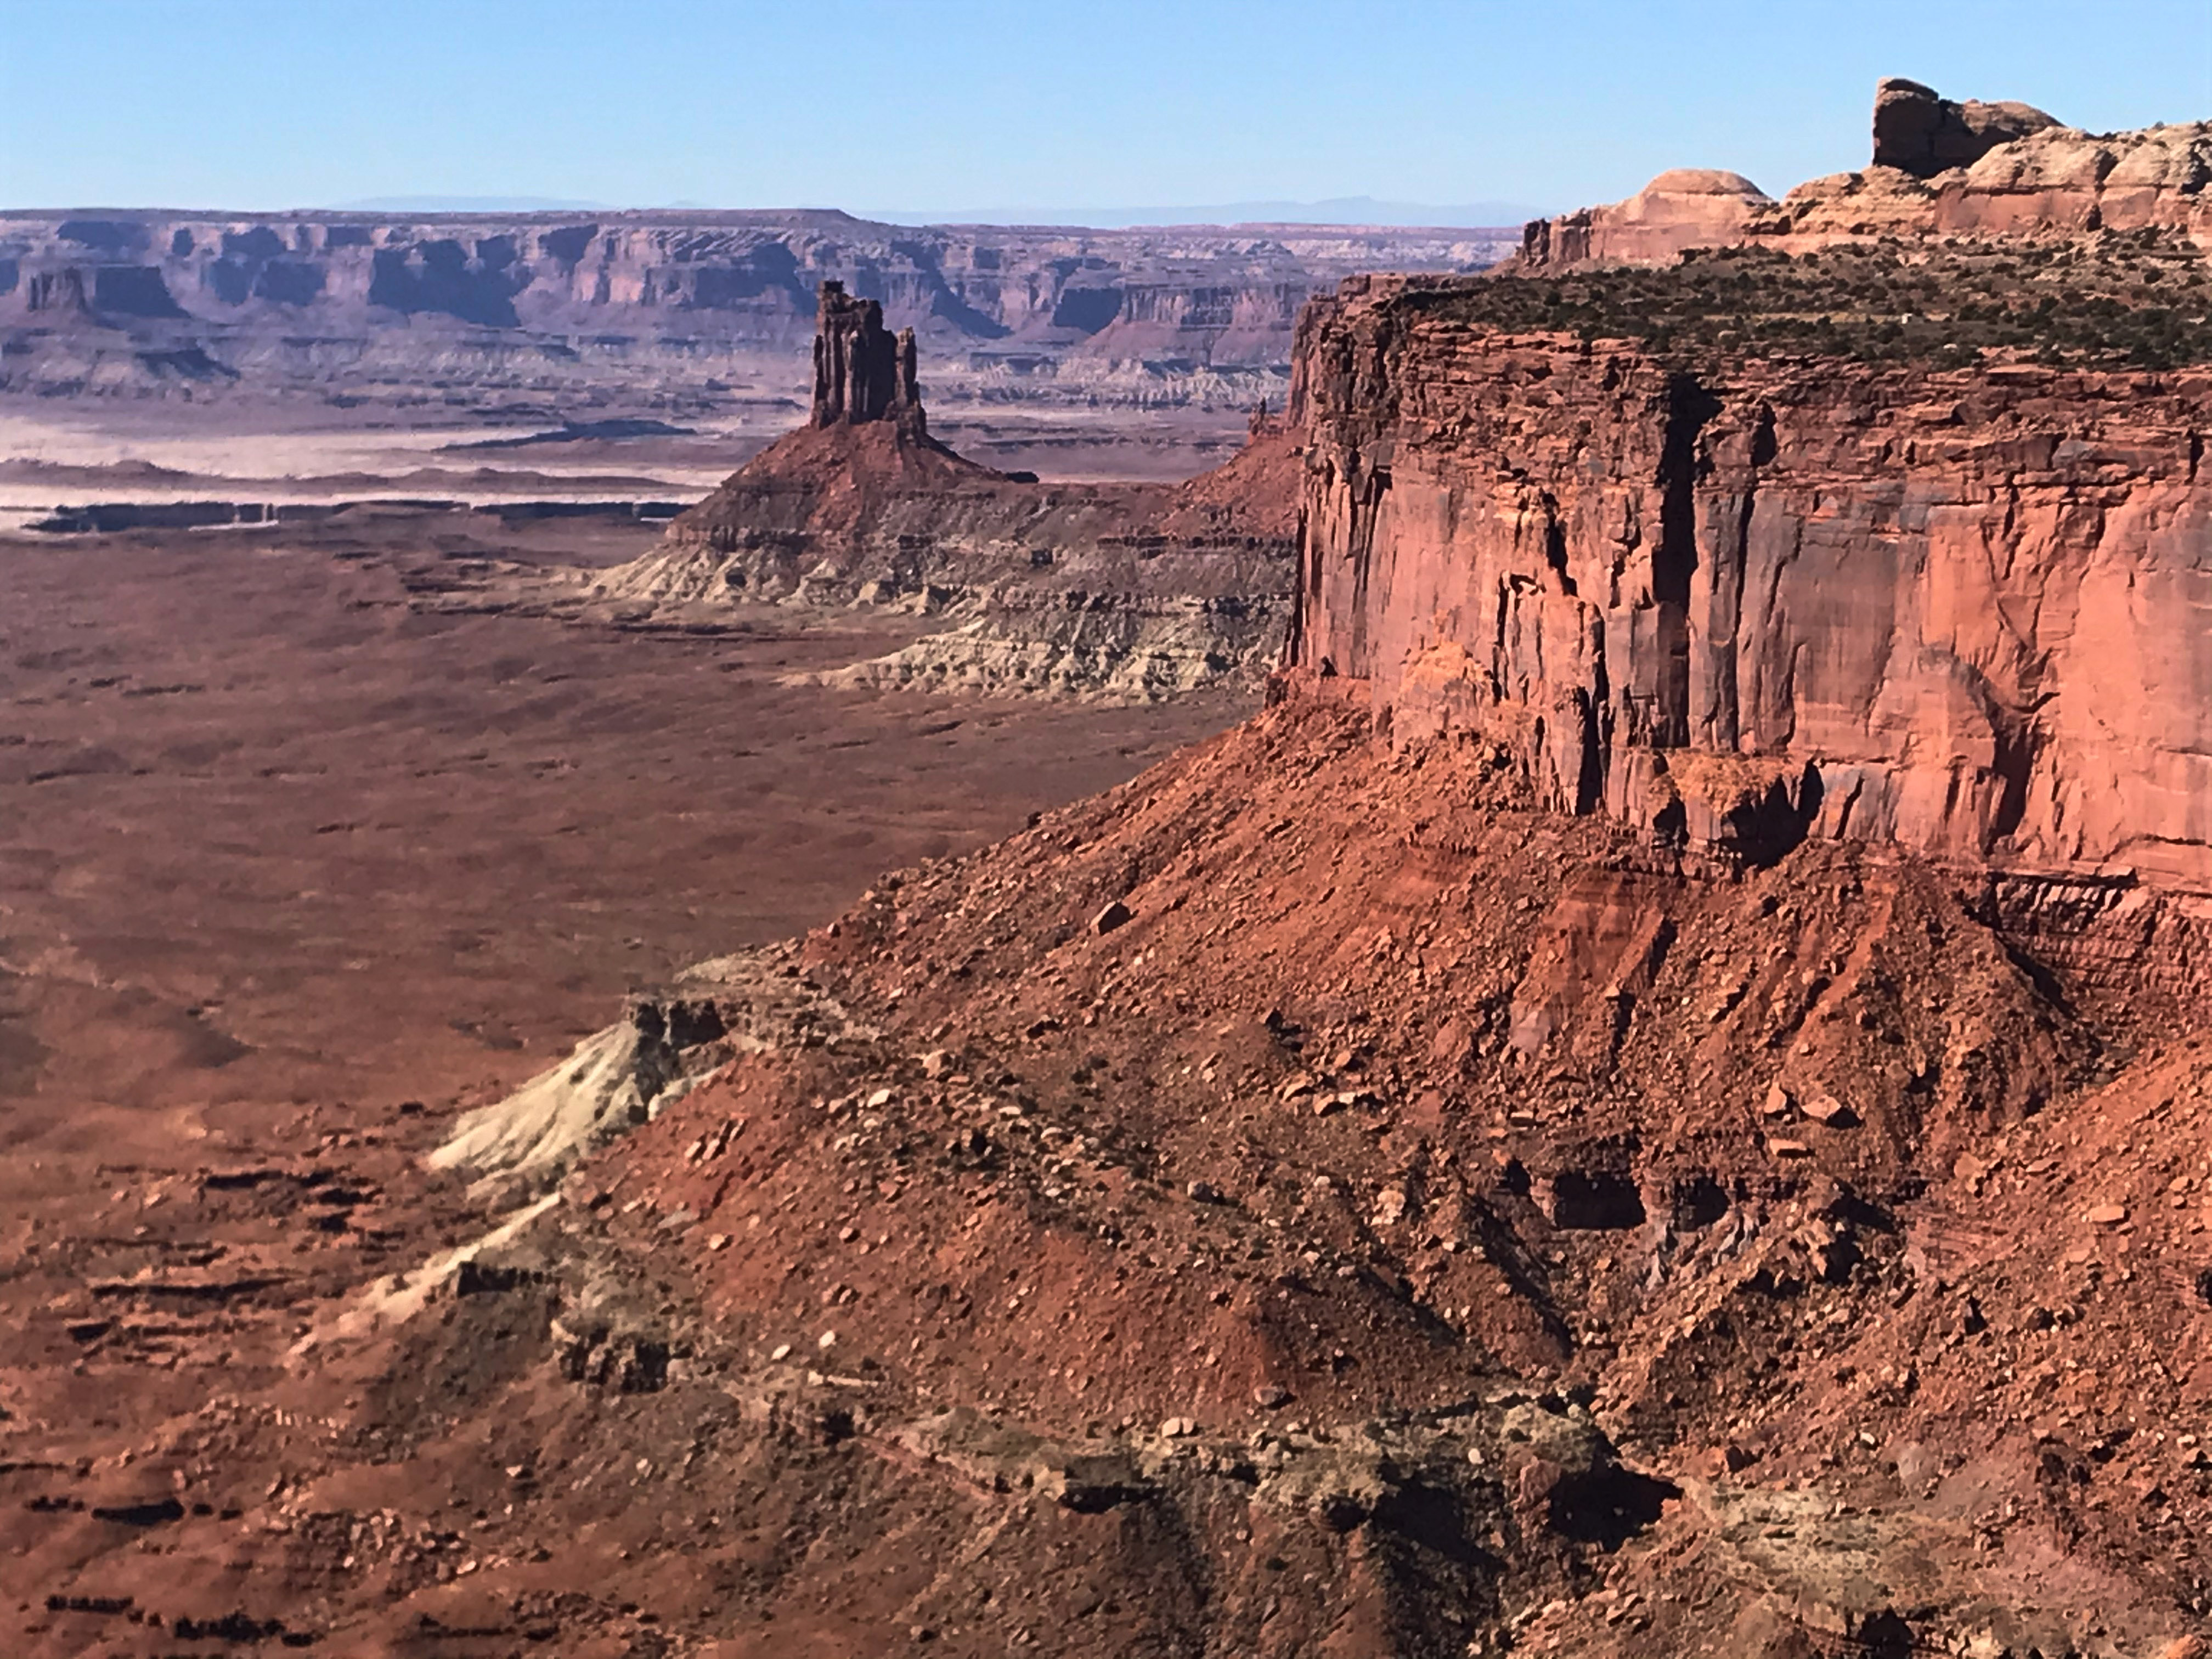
[0,495,1246,1656]
[0,387,1257,537]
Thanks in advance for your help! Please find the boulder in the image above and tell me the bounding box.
[1871,76,2061,179]
[1091,899,1135,936]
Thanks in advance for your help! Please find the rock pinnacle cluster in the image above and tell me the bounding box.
[809,280,927,441]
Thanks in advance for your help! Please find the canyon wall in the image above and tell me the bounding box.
[0,210,1514,405]
[1286,278,2212,895]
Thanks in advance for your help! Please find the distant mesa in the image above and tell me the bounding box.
[331,195,614,213]
[862,196,1542,230]
[0,207,1519,404]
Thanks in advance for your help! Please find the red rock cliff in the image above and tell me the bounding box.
[1285,278,2212,900]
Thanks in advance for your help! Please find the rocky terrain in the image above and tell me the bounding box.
[1287,246,2212,888]
[563,281,1304,699]
[1520,79,2212,269]
[7,74,2212,1659]
[0,503,1249,1659]
[0,208,1514,411]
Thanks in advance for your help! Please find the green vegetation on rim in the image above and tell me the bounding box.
[1405,230,2212,370]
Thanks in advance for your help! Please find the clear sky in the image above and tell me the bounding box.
[2,0,2204,217]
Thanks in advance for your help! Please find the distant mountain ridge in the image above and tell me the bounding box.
[864,196,1542,229]
[0,207,1522,406]
[317,195,1542,230]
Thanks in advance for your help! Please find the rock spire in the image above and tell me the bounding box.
[809,280,926,439]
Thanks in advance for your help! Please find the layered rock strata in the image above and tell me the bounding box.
[0,210,1515,405]
[1284,280,2212,915]
[596,291,1301,697]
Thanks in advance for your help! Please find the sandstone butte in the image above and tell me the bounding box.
[588,279,1306,698]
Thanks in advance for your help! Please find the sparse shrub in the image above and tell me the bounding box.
[1422,237,2212,369]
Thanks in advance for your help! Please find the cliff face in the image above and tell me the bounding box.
[808,280,926,437]
[0,210,1515,404]
[1287,279,2212,896]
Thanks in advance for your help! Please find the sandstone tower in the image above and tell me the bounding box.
[809,280,926,441]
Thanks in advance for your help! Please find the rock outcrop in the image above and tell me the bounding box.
[1518,168,1775,269]
[1869,76,2061,178]
[591,287,1302,698]
[19,267,93,316]
[1521,78,2212,267]
[809,280,926,438]
[1284,273,2212,905]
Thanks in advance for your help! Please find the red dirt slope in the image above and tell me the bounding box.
[567,691,2211,1653]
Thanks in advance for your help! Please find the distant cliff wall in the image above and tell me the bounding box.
[0,211,1516,403]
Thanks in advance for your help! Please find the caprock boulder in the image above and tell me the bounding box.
[1521,76,2212,267]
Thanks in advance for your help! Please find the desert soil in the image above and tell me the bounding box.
[0,509,1242,1654]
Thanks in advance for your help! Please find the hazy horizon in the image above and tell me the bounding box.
[2,0,2200,218]
[0,194,1544,230]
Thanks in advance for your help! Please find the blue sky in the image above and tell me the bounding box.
[2,0,2204,217]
